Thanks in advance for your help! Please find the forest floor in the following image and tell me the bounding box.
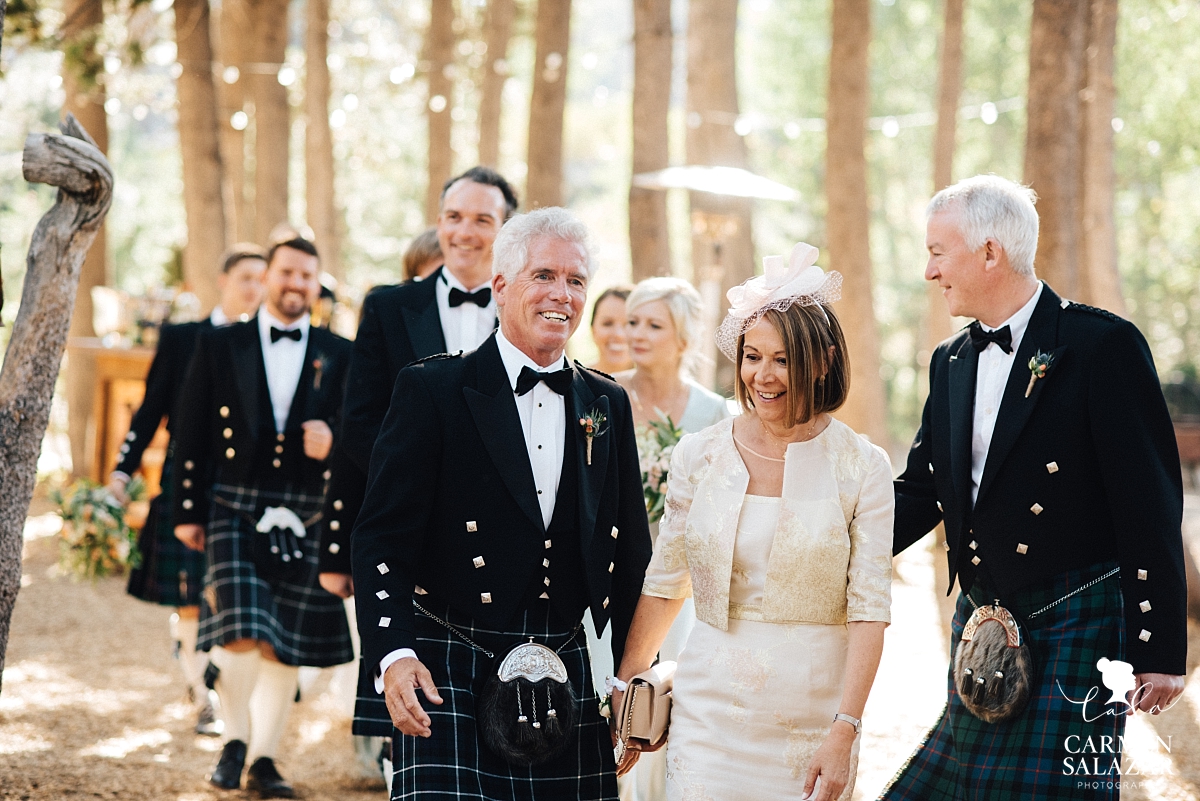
[5,497,1200,800]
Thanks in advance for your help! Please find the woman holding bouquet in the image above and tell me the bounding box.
[613,245,892,801]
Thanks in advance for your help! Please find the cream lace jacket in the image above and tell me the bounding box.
[642,416,894,629]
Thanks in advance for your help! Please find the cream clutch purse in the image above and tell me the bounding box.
[614,661,676,763]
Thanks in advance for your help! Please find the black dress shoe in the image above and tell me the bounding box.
[208,739,247,790]
[246,756,295,799]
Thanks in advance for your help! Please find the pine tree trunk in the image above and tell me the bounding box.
[249,0,291,244]
[306,0,342,279]
[1079,0,1123,314]
[0,117,113,691]
[477,0,515,169]
[628,0,672,282]
[927,0,964,351]
[425,0,456,222]
[686,0,753,392]
[60,0,109,479]
[827,0,887,445]
[217,0,252,243]
[525,0,572,210]
[1024,0,1087,299]
[175,0,228,312]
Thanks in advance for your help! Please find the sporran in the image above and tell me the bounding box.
[953,600,1034,724]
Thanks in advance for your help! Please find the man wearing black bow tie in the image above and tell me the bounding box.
[317,168,518,753]
[352,207,651,799]
[172,237,354,797]
[885,176,1185,800]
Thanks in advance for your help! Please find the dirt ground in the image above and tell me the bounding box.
[6,499,1200,800]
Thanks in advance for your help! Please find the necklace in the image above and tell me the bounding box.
[733,435,786,463]
[735,416,822,463]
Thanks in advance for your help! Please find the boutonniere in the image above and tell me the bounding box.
[312,354,327,391]
[1025,351,1054,398]
[579,409,608,466]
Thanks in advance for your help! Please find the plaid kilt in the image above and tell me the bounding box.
[125,452,206,607]
[198,482,353,667]
[390,599,618,800]
[354,657,395,736]
[882,561,1126,801]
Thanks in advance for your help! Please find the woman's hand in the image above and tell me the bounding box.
[801,723,855,801]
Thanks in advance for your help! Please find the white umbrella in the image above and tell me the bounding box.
[631,165,799,202]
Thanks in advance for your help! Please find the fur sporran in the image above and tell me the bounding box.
[479,639,580,767]
[954,601,1035,724]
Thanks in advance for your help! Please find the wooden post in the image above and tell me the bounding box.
[525,0,572,210]
[629,0,672,281]
[249,0,291,244]
[0,116,114,689]
[306,0,342,279]
[478,0,515,169]
[425,0,456,222]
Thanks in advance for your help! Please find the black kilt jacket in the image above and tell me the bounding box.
[894,284,1187,675]
[319,271,465,574]
[113,319,212,476]
[351,334,653,674]
[171,317,352,526]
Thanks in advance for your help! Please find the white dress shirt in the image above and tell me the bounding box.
[970,282,1043,504]
[435,269,497,354]
[257,310,311,433]
[375,328,570,691]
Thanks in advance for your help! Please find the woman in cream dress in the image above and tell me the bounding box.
[613,245,893,801]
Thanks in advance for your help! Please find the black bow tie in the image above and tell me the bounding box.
[969,322,1013,354]
[516,365,574,397]
[448,287,492,308]
[270,326,303,343]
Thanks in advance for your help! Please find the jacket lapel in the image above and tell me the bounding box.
[402,268,449,359]
[231,320,264,438]
[947,334,977,511]
[463,337,545,533]
[285,328,324,429]
[570,370,609,555]
[976,286,1065,505]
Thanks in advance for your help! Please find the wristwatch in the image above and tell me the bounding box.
[832,713,862,734]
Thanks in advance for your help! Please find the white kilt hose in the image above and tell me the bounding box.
[199,482,353,667]
[391,599,617,801]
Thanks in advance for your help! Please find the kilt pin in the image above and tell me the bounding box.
[351,334,652,799]
[886,284,1186,799]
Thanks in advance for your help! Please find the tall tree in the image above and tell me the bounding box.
[477,0,515,169]
[306,0,342,279]
[628,0,672,281]
[249,0,291,244]
[217,0,252,243]
[60,0,109,477]
[1079,0,1124,314]
[425,0,456,222]
[525,0,572,209]
[1024,0,1088,299]
[1,116,113,689]
[686,0,753,391]
[927,0,964,352]
[174,0,228,312]
[826,0,887,445]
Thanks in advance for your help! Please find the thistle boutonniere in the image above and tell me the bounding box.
[1025,350,1054,398]
[579,409,608,465]
[312,353,327,391]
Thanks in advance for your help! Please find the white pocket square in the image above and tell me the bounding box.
[256,506,307,538]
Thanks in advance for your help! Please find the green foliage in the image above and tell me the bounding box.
[51,477,145,580]
[5,0,47,44]
[637,414,684,523]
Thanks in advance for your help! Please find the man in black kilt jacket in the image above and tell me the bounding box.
[172,236,354,798]
[109,244,266,735]
[884,175,1186,800]
[317,167,517,749]
[352,207,652,800]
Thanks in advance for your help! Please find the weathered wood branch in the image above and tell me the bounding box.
[0,114,113,693]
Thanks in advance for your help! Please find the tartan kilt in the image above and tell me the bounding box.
[882,561,1126,801]
[354,657,395,737]
[390,599,618,801]
[125,452,206,607]
[198,482,353,668]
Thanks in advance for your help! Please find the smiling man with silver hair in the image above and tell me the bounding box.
[885,174,1186,800]
[352,206,651,800]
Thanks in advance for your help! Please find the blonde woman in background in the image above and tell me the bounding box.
[589,285,635,375]
[594,276,729,801]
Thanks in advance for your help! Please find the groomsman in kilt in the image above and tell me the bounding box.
[318,166,517,746]
[173,236,354,797]
[351,207,652,799]
[886,175,1186,800]
[111,243,266,735]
